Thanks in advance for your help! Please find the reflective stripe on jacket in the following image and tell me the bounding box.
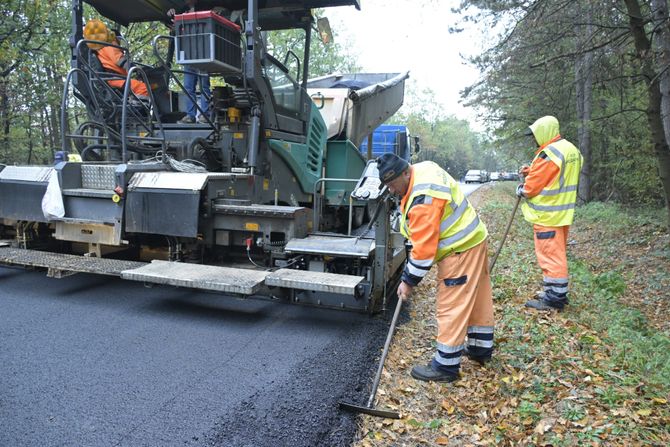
[521,140,583,226]
[399,161,488,286]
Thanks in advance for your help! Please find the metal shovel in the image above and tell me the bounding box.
[339,297,403,419]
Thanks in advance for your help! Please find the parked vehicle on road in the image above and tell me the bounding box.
[464,169,488,183]
[501,171,520,181]
[490,171,500,181]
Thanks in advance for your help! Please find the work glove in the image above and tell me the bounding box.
[515,184,526,198]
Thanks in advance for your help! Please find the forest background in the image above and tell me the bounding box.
[0,0,668,226]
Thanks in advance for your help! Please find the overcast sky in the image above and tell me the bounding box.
[326,0,489,128]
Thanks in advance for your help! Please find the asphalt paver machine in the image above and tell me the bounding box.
[0,0,410,313]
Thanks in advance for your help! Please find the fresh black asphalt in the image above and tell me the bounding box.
[0,268,392,446]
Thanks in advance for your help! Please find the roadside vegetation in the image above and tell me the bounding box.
[353,182,670,446]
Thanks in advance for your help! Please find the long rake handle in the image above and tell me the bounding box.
[489,196,521,273]
[366,298,403,408]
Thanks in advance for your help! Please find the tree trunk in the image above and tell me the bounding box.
[0,78,9,161]
[575,1,594,203]
[27,118,33,164]
[45,66,61,150]
[625,0,670,230]
[652,0,670,144]
[43,104,53,145]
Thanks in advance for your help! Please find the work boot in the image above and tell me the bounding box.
[197,114,210,124]
[178,115,195,124]
[525,298,563,311]
[534,291,569,305]
[463,346,492,365]
[410,362,459,383]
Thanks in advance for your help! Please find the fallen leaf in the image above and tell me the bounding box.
[442,404,455,415]
[637,409,652,417]
[572,416,590,428]
[652,397,667,405]
[533,418,556,435]
[435,436,449,445]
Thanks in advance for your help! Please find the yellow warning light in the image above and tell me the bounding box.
[244,222,260,231]
[228,107,241,123]
[233,132,244,139]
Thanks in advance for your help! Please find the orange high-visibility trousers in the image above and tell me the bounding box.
[107,79,149,98]
[433,241,494,373]
[533,224,569,305]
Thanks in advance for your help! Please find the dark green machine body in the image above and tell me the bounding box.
[0,0,409,313]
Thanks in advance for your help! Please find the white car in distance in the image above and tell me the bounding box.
[464,169,488,183]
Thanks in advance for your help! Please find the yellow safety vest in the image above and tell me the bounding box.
[400,161,487,261]
[521,139,583,226]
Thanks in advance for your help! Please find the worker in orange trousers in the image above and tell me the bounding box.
[517,116,583,310]
[377,153,494,383]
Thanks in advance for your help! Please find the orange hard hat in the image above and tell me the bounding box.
[83,19,109,50]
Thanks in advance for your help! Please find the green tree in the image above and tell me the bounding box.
[0,0,55,163]
[395,88,496,179]
[266,10,360,79]
[455,0,669,225]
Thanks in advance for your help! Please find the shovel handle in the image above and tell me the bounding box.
[366,298,403,408]
[489,195,521,273]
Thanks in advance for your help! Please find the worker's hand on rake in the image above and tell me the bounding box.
[515,184,527,198]
[397,281,413,301]
[518,165,530,180]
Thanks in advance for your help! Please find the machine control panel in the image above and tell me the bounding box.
[351,160,385,201]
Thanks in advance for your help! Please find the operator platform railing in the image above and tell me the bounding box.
[313,178,359,235]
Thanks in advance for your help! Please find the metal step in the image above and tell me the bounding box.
[121,260,269,295]
[265,268,364,296]
[284,235,374,258]
[0,247,145,276]
[213,203,306,218]
[62,188,115,198]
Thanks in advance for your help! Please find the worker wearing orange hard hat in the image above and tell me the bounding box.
[83,19,149,98]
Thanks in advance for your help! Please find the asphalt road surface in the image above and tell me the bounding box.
[460,180,484,196]
[0,268,393,447]
[0,182,484,447]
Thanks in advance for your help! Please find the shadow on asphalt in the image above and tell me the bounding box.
[0,266,27,279]
[138,296,271,323]
[53,274,119,296]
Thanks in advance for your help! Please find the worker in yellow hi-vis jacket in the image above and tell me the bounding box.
[376,153,494,383]
[516,116,583,311]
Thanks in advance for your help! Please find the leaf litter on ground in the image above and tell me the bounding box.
[352,183,670,447]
